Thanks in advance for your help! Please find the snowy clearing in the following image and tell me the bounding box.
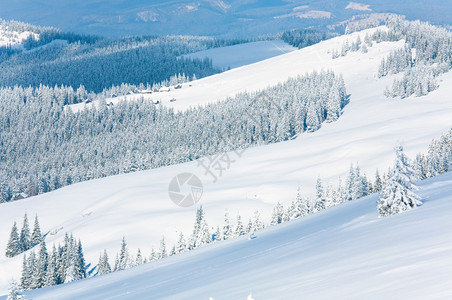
[181,40,297,70]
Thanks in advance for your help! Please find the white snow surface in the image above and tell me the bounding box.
[1,27,452,295]
[11,172,452,299]
[180,40,297,70]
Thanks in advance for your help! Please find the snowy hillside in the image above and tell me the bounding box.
[1,26,452,295]
[68,27,391,112]
[10,172,452,300]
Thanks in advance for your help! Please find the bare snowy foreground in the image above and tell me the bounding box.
[1,26,452,294]
[10,172,452,300]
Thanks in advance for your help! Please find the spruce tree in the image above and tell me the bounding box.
[213,225,221,241]
[271,202,284,225]
[31,215,42,246]
[6,222,21,258]
[6,280,24,300]
[377,145,422,216]
[97,249,111,275]
[246,219,253,234]
[169,245,176,256]
[20,254,31,290]
[234,214,245,236]
[116,237,129,271]
[35,241,48,288]
[252,210,264,232]
[289,187,302,219]
[191,206,211,248]
[135,248,143,265]
[344,164,355,201]
[44,247,58,287]
[64,265,77,283]
[149,248,157,262]
[176,232,186,253]
[27,251,38,290]
[74,240,86,279]
[374,169,383,192]
[159,237,167,259]
[314,177,325,212]
[222,210,232,240]
[351,165,368,199]
[19,213,32,252]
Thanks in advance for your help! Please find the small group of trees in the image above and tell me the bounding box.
[331,34,371,59]
[378,45,413,78]
[4,214,87,291]
[96,207,267,276]
[379,18,451,98]
[281,28,336,49]
[332,17,451,99]
[5,213,42,257]
[21,234,86,290]
[384,64,438,98]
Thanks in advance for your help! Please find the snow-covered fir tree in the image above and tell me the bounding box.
[20,254,31,289]
[149,248,157,262]
[233,214,246,236]
[6,280,24,300]
[114,237,130,271]
[97,249,112,275]
[288,187,311,219]
[176,232,187,254]
[374,169,383,192]
[44,245,58,287]
[377,145,422,216]
[5,222,21,258]
[222,210,233,240]
[313,177,326,212]
[135,248,144,266]
[19,213,32,252]
[31,215,42,247]
[191,206,211,248]
[251,210,264,232]
[159,237,167,259]
[169,245,177,257]
[64,265,77,284]
[271,202,285,226]
[214,225,222,242]
[34,241,48,288]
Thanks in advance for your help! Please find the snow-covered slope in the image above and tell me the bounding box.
[180,40,297,70]
[68,27,390,112]
[13,172,452,300]
[1,27,452,294]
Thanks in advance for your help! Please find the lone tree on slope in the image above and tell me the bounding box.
[377,145,422,217]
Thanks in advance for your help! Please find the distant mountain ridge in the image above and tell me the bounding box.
[0,0,450,37]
